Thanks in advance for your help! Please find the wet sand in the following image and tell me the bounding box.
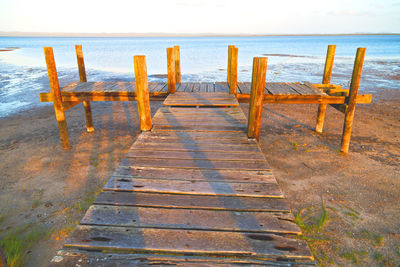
[0,89,399,266]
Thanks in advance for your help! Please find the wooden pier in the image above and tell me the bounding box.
[41,44,372,265]
[50,91,315,266]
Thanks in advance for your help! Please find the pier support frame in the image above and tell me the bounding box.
[340,48,366,154]
[316,45,336,133]
[75,45,94,132]
[44,47,71,150]
[167,48,176,93]
[134,55,152,131]
[247,57,268,141]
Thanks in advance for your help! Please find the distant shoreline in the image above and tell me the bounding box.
[0,32,399,38]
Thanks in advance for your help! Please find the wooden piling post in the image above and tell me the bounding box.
[316,45,336,133]
[248,57,268,141]
[134,55,152,131]
[75,44,94,133]
[227,45,234,84]
[44,47,70,149]
[166,47,176,93]
[229,47,238,95]
[340,48,366,154]
[173,46,181,84]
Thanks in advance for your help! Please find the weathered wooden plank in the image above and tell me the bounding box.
[138,130,249,140]
[192,83,201,92]
[159,106,242,112]
[206,83,215,92]
[152,124,247,131]
[61,101,81,111]
[121,157,269,171]
[81,205,301,234]
[104,177,282,197]
[135,136,258,146]
[64,225,313,259]
[94,191,290,212]
[127,149,265,161]
[131,141,259,152]
[114,166,275,183]
[153,113,247,121]
[236,93,372,104]
[153,121,246,128]
[51,249,314,266]
[175,83,186,92]
[215,82,229,92]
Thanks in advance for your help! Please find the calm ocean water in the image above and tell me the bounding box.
[0,35,399,117]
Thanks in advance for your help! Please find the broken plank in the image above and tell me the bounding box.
[50,249,314,266]
[104,177,282,197]
[65,225,313,260]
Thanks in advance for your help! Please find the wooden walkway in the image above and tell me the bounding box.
[51,92,314,266]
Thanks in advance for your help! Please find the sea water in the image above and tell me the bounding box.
[0,35,399,117]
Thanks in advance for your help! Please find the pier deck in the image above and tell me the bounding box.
[39,81,371,104]
[50,92,315,266]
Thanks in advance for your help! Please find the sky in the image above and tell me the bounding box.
[0,0,399,34]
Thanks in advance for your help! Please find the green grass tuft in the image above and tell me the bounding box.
[0,225,48,267]
[291,142,298,150]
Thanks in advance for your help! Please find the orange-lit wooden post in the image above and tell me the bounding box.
[248,57,268,141]
[166,47,176,93]
[134,55,152,131]
[340,48,366,154]
[227,45,234,84]
[75,44,94,132]
[229,46,238,95]
[44,47,70,149]
[316,45,336,133]
[173,45,181,84]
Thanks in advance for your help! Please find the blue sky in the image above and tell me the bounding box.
[0,0,399,34]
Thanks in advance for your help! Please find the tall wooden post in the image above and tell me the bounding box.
[316,45,336,133]
[229,47,238,95]
[44,47,70,149]
[173,45,181,84]
[134,55,152,131]
[248,57,268,141]
[75,44,94,133]
[340,48,366,154]
[166,47,176,93]
[227,45,234,84]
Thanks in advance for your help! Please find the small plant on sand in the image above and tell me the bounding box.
[295,199,329,232]
[295,198,332,266]
[291,142,299,150]
[90,156,99,167]
[0,224,49,267]
[339,250,368,264]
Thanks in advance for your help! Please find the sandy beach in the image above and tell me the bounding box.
[0,85,398,265]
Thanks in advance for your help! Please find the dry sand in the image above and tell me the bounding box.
[0,89,399,266]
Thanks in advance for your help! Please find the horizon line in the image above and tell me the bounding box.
[0,31,399,38]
